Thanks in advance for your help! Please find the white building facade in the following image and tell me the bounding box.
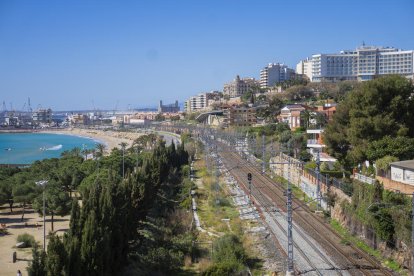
[390,160,414,186]
[260,63,295,88]
[185,93,207,113]
[184,91,222,113]
[306,46,414,82]
[296,58,313,80]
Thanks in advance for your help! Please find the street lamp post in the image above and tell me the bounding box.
[122,147,125,178]
[35,180,48,251]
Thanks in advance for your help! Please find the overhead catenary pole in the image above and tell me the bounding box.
[315,149,321,210]
[215,144,220,194]
[262,134,266,175]
[412,192,414,276]
[247,173,252,203]
[286,157,294,274]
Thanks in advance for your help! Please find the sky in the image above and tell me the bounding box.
[0,0,413,111]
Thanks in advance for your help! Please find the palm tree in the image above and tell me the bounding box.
[119,142,128,179]
[81,148,90,160]
[70,147,81,158]
[94,143,106,173]
[300,110,312,129]
[95,143,106,159]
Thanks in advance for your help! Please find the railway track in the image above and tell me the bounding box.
[220,157,341,275]
[214,141,394,276]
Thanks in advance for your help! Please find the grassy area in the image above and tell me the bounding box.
[330,219,405,274]
[190,152,266,275]
[195,168,244,235]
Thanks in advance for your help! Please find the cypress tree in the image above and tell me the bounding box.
[28,244,47,276]
[46,234,66,276]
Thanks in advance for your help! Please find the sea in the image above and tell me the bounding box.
[0,133,100,165]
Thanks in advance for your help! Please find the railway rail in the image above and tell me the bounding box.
[214,140,394,276]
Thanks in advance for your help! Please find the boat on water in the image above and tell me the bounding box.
[4,148,12,151]
[39,145,63,151]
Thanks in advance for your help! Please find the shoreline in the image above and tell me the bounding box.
[0,128,143,154]
[41,128,142,153]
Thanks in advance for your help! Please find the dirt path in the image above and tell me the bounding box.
[0,206,70,276]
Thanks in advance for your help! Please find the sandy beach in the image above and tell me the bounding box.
[42,128,144,154]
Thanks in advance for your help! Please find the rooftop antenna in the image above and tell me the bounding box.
[362,41,366,47]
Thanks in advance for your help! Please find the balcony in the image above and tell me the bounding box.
[306,128,323,134]
[307,139,325,148]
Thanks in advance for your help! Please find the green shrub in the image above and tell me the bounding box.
[212,234,246,266]
[17,233,36,248]
[320,162,330,171]
[212,196,230,207]
[202,261,244,276]
[180,196,192,210]
[341,180,354,196]
[321,170,344,179]
[305,161,316,170]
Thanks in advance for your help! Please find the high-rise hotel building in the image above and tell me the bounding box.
[300,46,414,82]
[260,63,295,88]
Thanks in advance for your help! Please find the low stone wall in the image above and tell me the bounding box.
[302,170,351,204]
[270,154,351,209]
[270,154,302,187]
[331,202,411,270]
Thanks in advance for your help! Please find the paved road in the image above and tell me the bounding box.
[157,131,181,146]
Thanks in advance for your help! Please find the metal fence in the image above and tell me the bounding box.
[354,173,376,185]
[305,167,353,197]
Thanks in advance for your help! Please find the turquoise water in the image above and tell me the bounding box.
[0,133,99,164]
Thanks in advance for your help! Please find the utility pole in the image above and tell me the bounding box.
[412,192,414,276]
[315,149,321,210]
[286,157,294,275]
[262,134,266,175]
[215,145,220,193]
[189,157,192,180]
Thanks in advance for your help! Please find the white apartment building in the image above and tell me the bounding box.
[223,75,260,98]
[185,93,207,113]
[307,46,414,82]
[296,58,313,80]
[260,63,295,88]
[184,91,222,113]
